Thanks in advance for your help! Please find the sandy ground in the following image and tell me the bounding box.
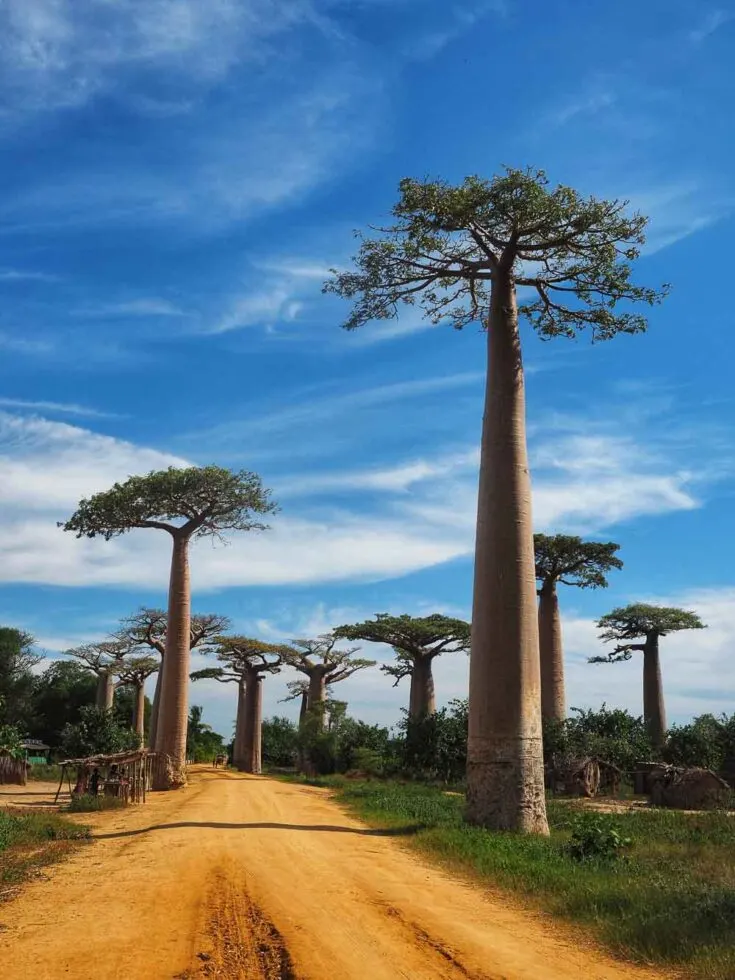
[0,767,666,980]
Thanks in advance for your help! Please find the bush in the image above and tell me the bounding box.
[665,714,735,772]
[27,763,63,782]
[566,813,632,862]
[60,705,139,759]
[261,716,299,767]
[544,705,654,772]
[349,747,384,775]
[67,794,126,813]
[394,699,468,783]
[0,723,24,759]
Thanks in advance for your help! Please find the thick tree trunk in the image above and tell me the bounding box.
[538,580,566,725]
[148,665,163,750]
[153,533,191,790]
[299,690,308,727]
[643,634,667,748]
[133,682,145,743]
[466,273,548,834]
[308,671,327,732]
[242,671,263,774]
[408,655,436,718]
[233,678,247,770]
[96,672,114,710]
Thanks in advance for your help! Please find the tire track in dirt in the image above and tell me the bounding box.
[183,869,295,980]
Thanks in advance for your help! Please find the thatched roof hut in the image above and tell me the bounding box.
[0,750,28,786]
[649,766,731,810]
[547,756,601,798]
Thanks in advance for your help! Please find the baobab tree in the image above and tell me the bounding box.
[334,613,470,719]
[534,535,622,725]
[281,679,311,729]
[117,655,159,743]
[116,608,230,750]
[281,635,375,731]
[195,637,284,773]
[325,168,665,832]
[190,663,246,768]
[590,604,705,748]
[61,465,276,789]
[64,639,133,710]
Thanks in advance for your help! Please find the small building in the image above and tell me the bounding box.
[21,739,50,765]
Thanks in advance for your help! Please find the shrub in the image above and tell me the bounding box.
[665,713,735,772]
[261,716,299,767]
[544,705,654,772]
[566,813,632,862]
[394,699,468,783]
[27,763,63,782]
[60,705,139,759]
[68,794,126,813]
[349,747,384,775]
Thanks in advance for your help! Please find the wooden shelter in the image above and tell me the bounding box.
[55,748,155,805]
[648,766,731,811]
[0,750,28,786]
[546,756,601,798]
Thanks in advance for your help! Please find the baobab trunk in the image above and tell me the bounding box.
[408,656,436,718]
[96,672,114,710]
[466,273,548,833]
[133,682,146,743]
[308,671,327,731]
[233,678,247,770]
[242,673,263,774]
[153,532,191,790]
[538,581,566,725]
[643,634,667,748]
[148,666,163,750]
[299,690,308,728]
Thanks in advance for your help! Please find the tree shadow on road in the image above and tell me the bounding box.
[94,821,425,840]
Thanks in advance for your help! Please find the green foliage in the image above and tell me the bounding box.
[543,705,654,771]
[395,699,468,783]
[67,793,126,813]
[334,613,470,684]
[534,535,622,589]
[0,723,24,758]
[281,634,376,684]
[0,627,41,730]
[60,706,139,759]
[59,465,277,541]
[597,603,706,648]
[665,714,735,772]
[27,763,63,782]
[186,705,226,762]
[324,168,666,340]
[113,685,152,733]
[566,813,632,861]
[0,810,89,853]
[261,716,299,767]
[329,780,735,979]
[30,660,97,749]
[349,747,384,776]
[335,717,392,773]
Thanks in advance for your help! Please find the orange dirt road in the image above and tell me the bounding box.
[0,768,665,980]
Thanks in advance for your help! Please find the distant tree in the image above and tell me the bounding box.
[186,705,226,763]
[543,704,653,772]
[395,699,469,784]
[0,628,41,731]
[190,665,243,767]
[280,678,310,730]
[261,716,299,768]
[116,656,159,743]
[280,635,375,732]
[63,639,133,710]
[60,465,276,789]
[60,705,139,760]
[664,713,735,772]
[534,535,622,724]
[31,661,97,748]
[334,613,470,719]
[116,607,230,750]
[591,604,705,747]
[326,168,666,832]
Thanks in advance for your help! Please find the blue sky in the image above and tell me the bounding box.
[0,0,733,736]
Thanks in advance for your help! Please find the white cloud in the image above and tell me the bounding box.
[545,91,617,128]
[0,398,119,419]
[76,299,187,318]
[627,181,731,253]
[0,268,58,282]
[688,9,732,44]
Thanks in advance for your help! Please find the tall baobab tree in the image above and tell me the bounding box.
[193,637,284,773]
[280,635,375,731]
[325,169,666,832]
[117,608,230,750]
[590,604,705,748]
[281,679,311,729]
[117,655,159,743]
[61,465,277,789]
[534,535,622,725]
[64,639,132,710]
[335,613,470,719]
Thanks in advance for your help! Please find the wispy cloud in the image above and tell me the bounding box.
[545,91,617,128]
[0,268,58,282]
[0,332,54,356]
[75,299,187,318]
[626,180,731,252]
[688,9,732,44]
[0,398,119,419]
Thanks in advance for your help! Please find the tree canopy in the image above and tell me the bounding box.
[213,636,286,674]
[591,603,706,662]
[281,634,375,682]
[59,465,277,541]
[324,168,667,338]
[116,608,230,656]
[534,535,622,589]
[334,613,470,685]
[0,627,41,730]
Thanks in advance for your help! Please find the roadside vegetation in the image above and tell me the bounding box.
[0,810,90,901]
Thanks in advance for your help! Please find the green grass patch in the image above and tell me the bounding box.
[67,793,127,813]
[0,809,90,899]
[326,780,735,980]
[26,763,63,782]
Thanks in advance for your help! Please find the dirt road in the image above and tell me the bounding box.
[0,768,663,980]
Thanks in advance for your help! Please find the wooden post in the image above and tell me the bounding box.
[54,764,65,804]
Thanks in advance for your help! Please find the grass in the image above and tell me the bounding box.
[296,777,735,980]
[67,793,127,813]
[0,809,90,899]
[27,763,63,782]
